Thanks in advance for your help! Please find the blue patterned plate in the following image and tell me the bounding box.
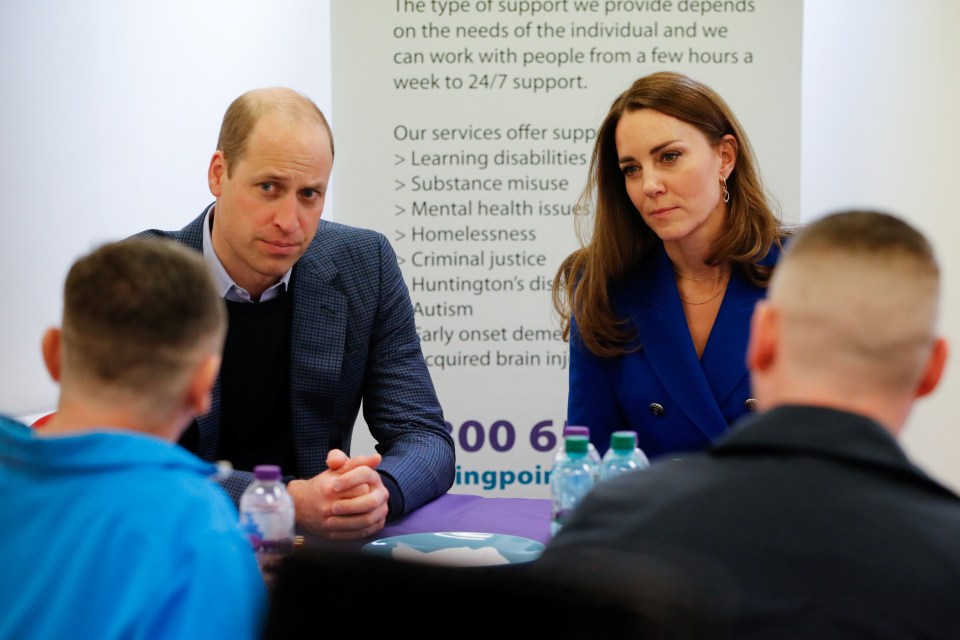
[362,531,545,566]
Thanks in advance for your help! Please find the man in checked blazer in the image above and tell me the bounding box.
[137,87,454,541]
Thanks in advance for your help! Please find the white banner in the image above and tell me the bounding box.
[333,0,802,497]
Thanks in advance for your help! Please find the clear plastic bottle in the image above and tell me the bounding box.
[599,431,650,482]
[552,425,602,482]
[239,465,296,587]
[633,442,651,469]
[550,435,595,537]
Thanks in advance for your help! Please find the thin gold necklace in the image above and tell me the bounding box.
[673,268,731,281]
[675,270,730,305]
[678,283,728,305]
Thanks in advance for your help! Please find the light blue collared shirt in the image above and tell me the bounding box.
[201,205,292,303]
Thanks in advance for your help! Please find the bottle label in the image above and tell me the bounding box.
[241,511,294,550]
[549,463,594,536]
[240,511,295,590]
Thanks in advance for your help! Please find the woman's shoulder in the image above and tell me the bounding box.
[760,231,794,267]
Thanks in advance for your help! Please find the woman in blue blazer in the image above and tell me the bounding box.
[553,72,788,459]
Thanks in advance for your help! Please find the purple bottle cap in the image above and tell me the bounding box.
[253,465,282,481]
[563,425,590,438]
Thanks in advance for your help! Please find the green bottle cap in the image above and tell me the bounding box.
[564,434,589,455]
[610,431,637,452]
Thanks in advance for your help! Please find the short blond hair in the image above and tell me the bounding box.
[771,210,940,393]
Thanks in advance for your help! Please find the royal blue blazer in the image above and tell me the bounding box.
[568,243,781,459]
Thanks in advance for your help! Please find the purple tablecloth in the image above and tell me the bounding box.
[300,492,551,552]
[381,493,551,543]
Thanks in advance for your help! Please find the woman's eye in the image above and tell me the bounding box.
[621,165,639,177]
[661,151,680,163]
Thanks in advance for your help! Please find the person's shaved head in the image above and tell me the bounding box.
[770,211,939,394]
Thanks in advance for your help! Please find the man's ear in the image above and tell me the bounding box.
[41,328,62,382]
[208,151,227,197]
[746,301,778,373]
[187,353,221,417]
[915,337,949,398]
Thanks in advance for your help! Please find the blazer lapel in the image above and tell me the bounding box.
[635,247,730,441]
[288,246,346,443]
[179,208,221,459]
[700,273,763,406]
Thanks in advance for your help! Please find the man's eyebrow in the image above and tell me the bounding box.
[253,172,289,183]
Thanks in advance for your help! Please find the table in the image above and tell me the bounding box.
[299,492,551,553]
[265,494,663,639]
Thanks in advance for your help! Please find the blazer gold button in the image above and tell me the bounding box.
[744,398,758,411]
[649,402,665,416]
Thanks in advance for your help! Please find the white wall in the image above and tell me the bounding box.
[3,0,959,490]
[800,0,960,489]
[0,0,332,416]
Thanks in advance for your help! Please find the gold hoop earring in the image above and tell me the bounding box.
[721,177,730,203]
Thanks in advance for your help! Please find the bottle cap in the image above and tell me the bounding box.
[253,464,282,481]
[563,425,590,439]
[564,435,589,454]
[610,431,638,452]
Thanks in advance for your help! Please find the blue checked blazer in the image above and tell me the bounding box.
[137,206,455,517]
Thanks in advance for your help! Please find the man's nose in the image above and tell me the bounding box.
[274,195,300,232]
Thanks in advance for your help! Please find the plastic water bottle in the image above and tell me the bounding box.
[239,465,295,586]
[552,425,602,482]
[599,431,650,482]
[550,435,595,536]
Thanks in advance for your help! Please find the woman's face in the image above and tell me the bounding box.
[615,108,735,248]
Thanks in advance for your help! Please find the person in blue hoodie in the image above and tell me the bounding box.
[0,238,266,640]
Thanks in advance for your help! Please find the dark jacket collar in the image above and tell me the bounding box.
[715,405,957,497]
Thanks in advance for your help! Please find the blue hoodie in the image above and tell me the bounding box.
[0,416,266,639]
